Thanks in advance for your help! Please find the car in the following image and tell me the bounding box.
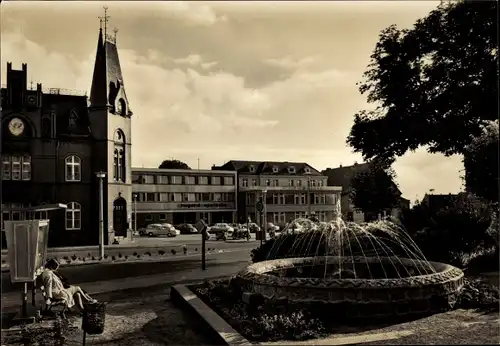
[161,223,181,236]
[176,223,198,234]
[145,223,179,237]
[208,223,234,241]
[246,222,261,233]
[266,222,280,232]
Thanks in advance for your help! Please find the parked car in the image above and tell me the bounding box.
[208,223,234,241]
[161,223,181,236]
[144,223,179,237]
[138,227,147,236]
[246,223,261,233]
[176,223,198,234]
[266,222,280,232]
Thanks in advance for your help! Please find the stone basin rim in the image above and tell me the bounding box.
[236,256,464,289]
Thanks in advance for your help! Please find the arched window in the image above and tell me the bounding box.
[113,130,126,183]
[118,98,127,116]
[65,155,81,182]
[65,202,81,230]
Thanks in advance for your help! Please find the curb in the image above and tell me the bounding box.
[1,247,253,273]
[171,284,253,346]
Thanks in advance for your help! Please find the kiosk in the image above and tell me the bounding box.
[3,204,67,324]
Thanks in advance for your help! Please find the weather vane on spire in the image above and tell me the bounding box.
[98,6,110,38]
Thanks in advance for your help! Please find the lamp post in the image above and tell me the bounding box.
[133,193,138,240]
[96,171,106,259]
[262,189,267,246]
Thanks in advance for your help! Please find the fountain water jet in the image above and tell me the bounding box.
[235,215,464,320]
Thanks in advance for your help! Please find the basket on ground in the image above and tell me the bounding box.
[82,302,107,335]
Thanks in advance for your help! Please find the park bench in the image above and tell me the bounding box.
[38,283,70,319]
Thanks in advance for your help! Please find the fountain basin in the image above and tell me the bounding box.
[234,256,464,319]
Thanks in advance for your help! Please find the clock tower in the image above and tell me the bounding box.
[88,16,133,244]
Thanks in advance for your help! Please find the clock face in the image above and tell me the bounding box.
[8,118,25,136]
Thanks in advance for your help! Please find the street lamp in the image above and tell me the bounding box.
[133,193,138,239]
[95,171,106,259]
[262,189,267,246]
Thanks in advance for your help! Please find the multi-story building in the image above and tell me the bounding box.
[212,160,342,226]
[131,168,237,227]
[322,163,410,222]
[1,22,134,246]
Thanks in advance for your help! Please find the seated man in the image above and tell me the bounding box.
[41,259,98,312]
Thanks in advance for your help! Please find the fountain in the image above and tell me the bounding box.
[234,214,465,321]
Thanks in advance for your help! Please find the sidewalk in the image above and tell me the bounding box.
[2,260,249,309]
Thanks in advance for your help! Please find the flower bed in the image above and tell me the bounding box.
[192,276,499,342]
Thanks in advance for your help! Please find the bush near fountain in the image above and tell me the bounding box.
[189,217,497,342]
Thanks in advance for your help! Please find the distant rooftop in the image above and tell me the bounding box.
[1,84,87,97]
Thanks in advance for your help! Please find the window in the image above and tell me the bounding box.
[201,193,211,202]
[304,167,311,174]
[248,165,255,173]
[273,212,286,224]
[279,194,285,204]
[265,179,271,187]
[65,202,81,230]
[294,194,300,204]
[159,213,167,221]
[157,175,169,184]
[211,176,221,185]
[314,194,320,204]
[318,180,324,187]
[246,193,253,205]
[300,194,306,204]
[321,194,326,204]
[11,156,21,180]
[272,193,279,205]
[310,180,316,187]
[171,176,182,184]
[184,193,196,202]
[273,179,279,186]
[145,214,153,221]
[213,193,222,202]
[21,156,31,180]
[295,212,306,219]
[172,193,182,202]
[297,180,302,187]
[65,155,81,182]
[146,193,156,202]
[224,176,234,185]
[288,166,296,174]
[113,130,126,183]
[159,193,169,202]
[289,180,294,187]
[242,179,248,187]
[272,166,279,173]
[251,179,258,187]
[198,176,208,185]
[318,211,326,222]
[2,156,11,180]
[142,175,154,184]
[185,176,195,185]
[132,174,141,184]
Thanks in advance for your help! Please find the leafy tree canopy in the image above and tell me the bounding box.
[347,1,497,163]
[159,159,191,170]
[463,120,499,203]
[349,161,401,215]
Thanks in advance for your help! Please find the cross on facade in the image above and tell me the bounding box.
[98,6,110,38]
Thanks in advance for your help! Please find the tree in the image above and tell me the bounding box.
[347,1,497,163]
[463,120,499,203]
[349,162,401,220]
[159,159,191,170]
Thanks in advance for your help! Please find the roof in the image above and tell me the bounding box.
[421,193,458,212]
[132,167,236,175]
[322,163,402,196]
[213,160,323,176]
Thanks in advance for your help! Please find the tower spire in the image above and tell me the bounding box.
[98,6,110,39]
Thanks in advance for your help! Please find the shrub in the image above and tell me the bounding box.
[91,256,96,261]
[136,254,141,259]
[195,248,198,252]
[145,251,152,256]
[71,254,77,261]
[133,252,138,256]
[82,258,86,262]
[158,250,165,255]
[118,252,122,258]
[63,256,69,261]
[87,253,91,258]
[124,255,128,260]
[171,249,176,255]
[111,256,116,261]
[457,277,499,312]
[104,254,109,259]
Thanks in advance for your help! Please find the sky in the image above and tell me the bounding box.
[0,1,464,202]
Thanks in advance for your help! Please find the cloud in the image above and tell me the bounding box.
[264,55,322,70]
[171,54,218,70]
[162,2,227,26]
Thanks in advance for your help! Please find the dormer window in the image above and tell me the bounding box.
[288,166,296,174]
[304,167,311,174]
[272,166,279,173]
[249,165,255,173]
